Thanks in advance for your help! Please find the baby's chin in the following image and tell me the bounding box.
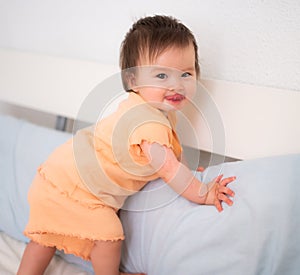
[148,101,182,112]
[164,98,187,110]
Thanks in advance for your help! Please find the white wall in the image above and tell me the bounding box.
[1,0,299,90]
[0,0,299,126]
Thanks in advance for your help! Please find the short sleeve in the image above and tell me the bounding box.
[129,122,172,148]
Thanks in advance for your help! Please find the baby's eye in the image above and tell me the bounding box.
[182,72,192,78]
[156,73,168,79]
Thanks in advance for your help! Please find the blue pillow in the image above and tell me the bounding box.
[0,115,93,273]
[120,153,300,275]
[0,115,71,242]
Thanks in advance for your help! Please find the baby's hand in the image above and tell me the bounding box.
[203,175,236,212]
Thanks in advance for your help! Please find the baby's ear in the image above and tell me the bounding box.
[124,70,136,91]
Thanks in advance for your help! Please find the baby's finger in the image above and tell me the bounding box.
[213,174,223,183]
[197,166,205,172]
[219,186,235,197]
[218,193,234,206]
[220,176,236,186]
[215,199,223,212]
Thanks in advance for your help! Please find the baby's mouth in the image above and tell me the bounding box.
[165,94,185,102]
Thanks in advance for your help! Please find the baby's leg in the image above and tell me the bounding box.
[90,240,122,275]
[17,240,56,275]
[90,240,146,275]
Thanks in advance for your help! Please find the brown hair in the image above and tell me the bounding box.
[120,15,200,89]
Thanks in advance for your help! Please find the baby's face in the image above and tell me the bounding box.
[131,43,197,111]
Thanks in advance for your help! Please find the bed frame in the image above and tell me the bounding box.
[1,47,300,160]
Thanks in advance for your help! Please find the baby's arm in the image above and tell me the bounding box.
[141,141,235,211]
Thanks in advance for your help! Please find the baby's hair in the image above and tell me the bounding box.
[120,15,200,89]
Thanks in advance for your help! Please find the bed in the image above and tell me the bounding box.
[1,48,300,275]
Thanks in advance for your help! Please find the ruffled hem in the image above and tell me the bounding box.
[24,230,125,261]
[38,167,110,210]
[26,173,125,260]
[24,229,125,242]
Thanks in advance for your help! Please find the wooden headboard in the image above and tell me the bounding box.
[1,48,300,160]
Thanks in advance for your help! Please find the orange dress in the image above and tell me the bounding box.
[24,92,182,260]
